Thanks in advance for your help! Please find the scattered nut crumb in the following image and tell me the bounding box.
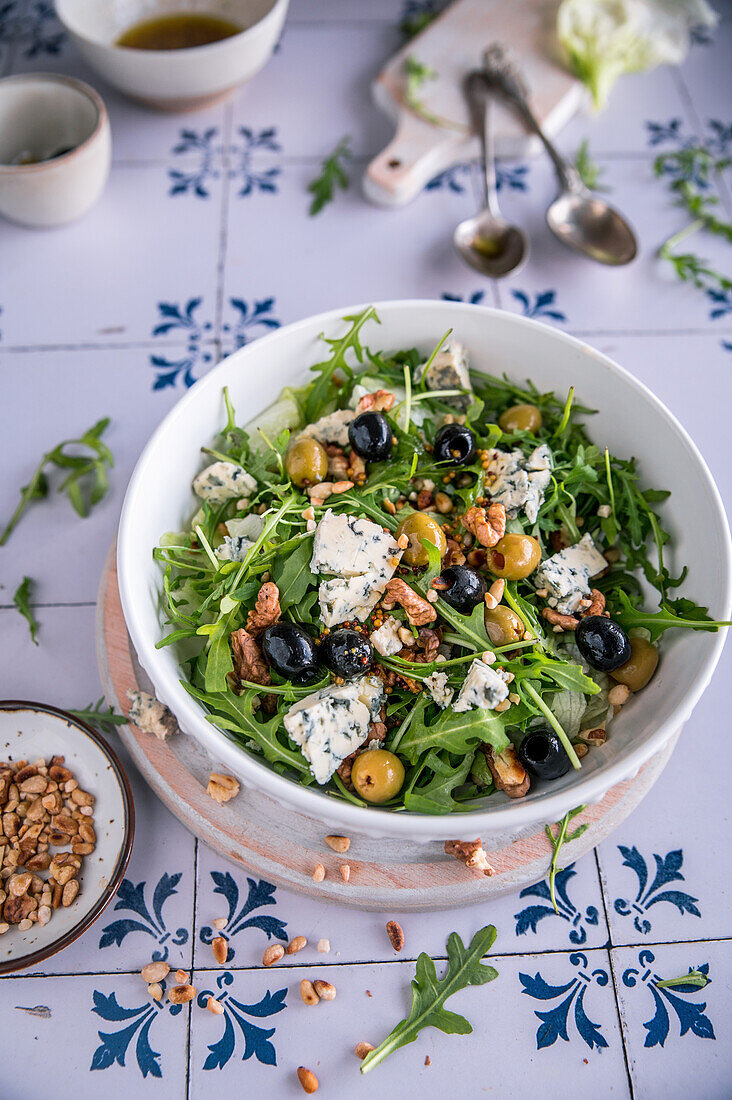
[366,990,372,997]
[262,944,285,967]
[142,960,170,984]
[148,983,163,1002]
[174,969,189,984]
[297,1066,319,1094]
[168,984,196,1004]
[340,864,351,883]
[312,864,326,882]
[285,935,307,955]
[324,834,350,853]
[300,979,319,1006]
[386,919,404,951]
[212,936,228,964]
[206,996,224,1015]
[317,938,330,953]
[212,917,227,931]
[206,773,240,803]
[425,1055,431,1066]
[313,979,336,1001]
[354,1042,374,1060]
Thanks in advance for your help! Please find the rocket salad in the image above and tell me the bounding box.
[154,306,725,814]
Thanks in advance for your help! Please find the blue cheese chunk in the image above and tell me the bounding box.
[215,535,254,563]
[534,533,608,614]
[310,510,401,578]
[424,670,454,708]
[527,444,553,472]
[485,446,553,524]
[193,461,257,506]
[127,690,178,740]
[214,514,266,563]
[319,573,389,626]
[421,340,473,410]
[452,659,510,713]
[369,616,403,657]
[283,677,384,784]
[299,409,354,449]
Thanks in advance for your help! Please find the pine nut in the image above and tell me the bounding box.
[317,938,330,953]
[285,935,307,955]
[212,917,227,930]
[262,944,285,967]
[168,984,196,1004]
[300,979,319,1006]
[212,936,228,964]
[313,979,336,1001]
[141,960,170,983]
[206,996,224,1015]
[148,983,163,1001]
[340,864,351,883]
[175,970,189,984]
[386,920,404,951]
[324,835,350,853]
[297,1067,319,1094]
[312,863,325,882]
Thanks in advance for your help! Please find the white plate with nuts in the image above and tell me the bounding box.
[0,701,134,974]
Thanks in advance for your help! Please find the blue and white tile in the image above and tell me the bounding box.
[194,842,608,971]
[494,156,731,334]
[612,939,729,1100]
[230,22,401,158]
[287,0,407,23]
[0,973,189,1093]
[189,949,627,1098]
[0,167,222,348]
[0,346,203,605]
[679,8,732,141]
[223,159,479,321]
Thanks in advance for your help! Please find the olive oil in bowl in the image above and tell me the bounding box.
[116,12,243,50]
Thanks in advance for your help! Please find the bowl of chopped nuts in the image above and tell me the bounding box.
[0,701,134,974]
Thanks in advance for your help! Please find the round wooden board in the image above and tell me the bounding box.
[97,547,678,912]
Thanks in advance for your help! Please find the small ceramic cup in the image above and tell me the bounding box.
[0,73,111,228]
[55,0,290,111]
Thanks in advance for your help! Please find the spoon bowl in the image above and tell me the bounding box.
[454,211,529,277]
[547,191,638,266]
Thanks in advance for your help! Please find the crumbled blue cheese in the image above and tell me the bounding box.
[215,535,254,563]
[214,513,266,562]
[193,461,257,505]
[283,676,384,783]
[534,533,608,614]
[485,446,553,524]
[369,616,403,657]
[299,409,354,449]
[311,510,402,626]
[424,670,454,708]
[452,659,510,712]
[420,340,473,410]
[126,689,178,740]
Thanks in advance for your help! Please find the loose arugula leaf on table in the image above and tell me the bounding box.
[307,136,352,216]
[0,417,113,545]
[361,926,499,1074]
[655,968,711,991]
[70,699,126,736]
[545,806,589,913]
[403,56,466,133]
[13,576,39,644]
[574,139,607,191]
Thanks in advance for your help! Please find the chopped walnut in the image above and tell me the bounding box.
[417,627,442,662]
[207,773,240,803]
[355,388,395,414]
[444,838,496,877]
[246,582,281,634]
[416,489,434,510]
[382,579,437,626]
[324,443,349,480]
[443,537,466,567]
[463,503,506,548]
[230,628,271,685]
[541,608,578,631]
[580,588,607,618]
[481,745,530,798]
[347,451,367,484]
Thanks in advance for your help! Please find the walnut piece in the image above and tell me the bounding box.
[580,588,607,618]
[463,503,506,548]
[443,537,466,567]
[230,628,270,685]
[245,581,281,634]
[482,745,530,798]
[207,773,240,803]
[355,388,395,414]
[444,838,496,877]
[382,579,437,626]
[542,608,579,631]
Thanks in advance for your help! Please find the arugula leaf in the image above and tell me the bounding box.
[655,968,711,991]
[545,806,588,913]
[612,589,729,642]
[398,705,509,764]
[404,750,475,814]
[69,699,126,736]
[0,417,113,545]
[13,576,39,644]
[403,56,466,133]
[304,306,379,423]
[307,136,352,216]
[361,926,499,1074]
[269,538,317,611]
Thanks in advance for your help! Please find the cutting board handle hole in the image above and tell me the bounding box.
[387,158,402,169]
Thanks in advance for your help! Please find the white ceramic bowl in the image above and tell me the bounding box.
[0,74,110,227]
[118,301,731,842]
[55,0,290,111]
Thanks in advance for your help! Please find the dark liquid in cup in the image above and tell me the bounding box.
[116,12,243,50]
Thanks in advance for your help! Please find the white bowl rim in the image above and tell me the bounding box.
[0,73,107,175]
[55,0,288,54]
[118,299,732,839]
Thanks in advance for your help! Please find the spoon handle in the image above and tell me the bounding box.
[481,44,583,194]
[463,71,501,219]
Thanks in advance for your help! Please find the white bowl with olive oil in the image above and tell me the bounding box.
[117,300,731,843]
[55,0,289,111]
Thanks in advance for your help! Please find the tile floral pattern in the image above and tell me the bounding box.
[0,3,730,1097]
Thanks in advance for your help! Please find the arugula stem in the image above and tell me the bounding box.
[389,705,419,751]
[545,814,569,913]
[402,364,413,434]
[194,525,219,571]
[655,970,710,990]
[523,682,581,770]
[660,217,704,255]
[418,328,453,386]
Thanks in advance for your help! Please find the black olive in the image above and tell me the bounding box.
[435,565,487,614]
[348,412,392,462]
[319,628,373,679]
[575,615,631,671]
[433,423,476,465]
[517,728,571,780]
[261,622,320,684]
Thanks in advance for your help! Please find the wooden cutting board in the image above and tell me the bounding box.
[364,0,584,206]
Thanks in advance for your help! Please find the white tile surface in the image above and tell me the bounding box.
[0,4,729,1096]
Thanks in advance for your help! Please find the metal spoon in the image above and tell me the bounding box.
[453,70,529,278]
[481,44,638,266]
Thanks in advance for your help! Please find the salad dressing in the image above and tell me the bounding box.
[116,12,243,50]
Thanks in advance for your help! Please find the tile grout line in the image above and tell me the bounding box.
[594,848,636,1100]
[213,102,234,348]
[607,945,638,1097]
[674,66,732,219]
[184,838,200,1100]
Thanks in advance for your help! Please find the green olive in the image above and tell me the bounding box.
[285,437,328,488]
[498,403,543,434]
[484,604,525,646]
[351,749,405,803]
[610,636,659,692]
[395,511,447,567]
[486,534,542,580]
